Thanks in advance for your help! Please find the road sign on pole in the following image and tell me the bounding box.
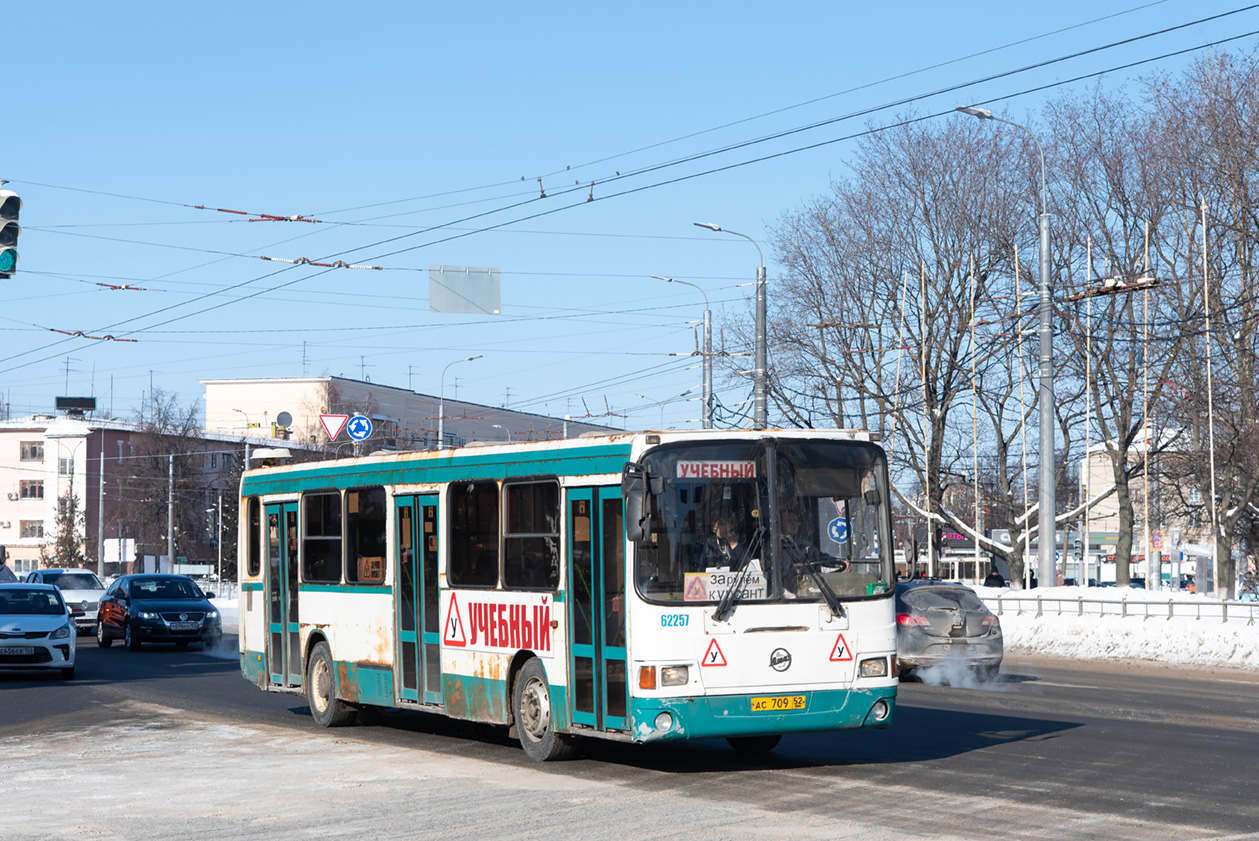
[320,414,349,440]
[347,415,373,441]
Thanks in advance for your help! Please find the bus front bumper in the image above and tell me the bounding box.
[630,685,896,742]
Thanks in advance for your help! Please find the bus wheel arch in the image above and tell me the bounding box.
[505,649,536,734]
[511,656,576,761]
[307,639,358,727]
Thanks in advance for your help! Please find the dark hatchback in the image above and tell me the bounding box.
[97,574,222,651]
[895,581,1002,679]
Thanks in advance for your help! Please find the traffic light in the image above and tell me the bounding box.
[0,188,20,279]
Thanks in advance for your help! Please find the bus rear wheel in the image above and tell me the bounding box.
[513,658,575,761]
[308,642,357,727]
[727,734,782,754]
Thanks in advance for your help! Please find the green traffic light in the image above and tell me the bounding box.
[0,248,17,273]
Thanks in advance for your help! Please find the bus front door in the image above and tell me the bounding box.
[395,495,441,704]
[568,487,628,732]
[265,501,301,688]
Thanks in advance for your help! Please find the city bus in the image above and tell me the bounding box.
[237,428,897,760]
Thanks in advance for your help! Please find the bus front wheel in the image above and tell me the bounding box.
[513,658,575,761]
[307,642,357,727]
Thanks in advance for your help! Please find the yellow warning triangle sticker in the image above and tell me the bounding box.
[829,633,853,661]
[702,638,727,667]
[444,592,467,647]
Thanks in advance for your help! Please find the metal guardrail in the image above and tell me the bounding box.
[975,591,1259,626]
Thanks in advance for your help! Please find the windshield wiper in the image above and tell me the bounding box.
[800,559,846,618]
[781,538,847,618]
[712,527,764,623]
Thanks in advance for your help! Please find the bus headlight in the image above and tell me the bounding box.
[859,657,888,678]
[660,666,689,686]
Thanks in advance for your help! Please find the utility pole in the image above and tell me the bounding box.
[167,454,174,573]
[216,490,223,589]
[97,428,105,574]
[694,223,767,428]
[652,275,713,428]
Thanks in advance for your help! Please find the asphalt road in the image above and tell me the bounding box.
[2,639,1257,841]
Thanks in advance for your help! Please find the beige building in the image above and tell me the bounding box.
[1077,438,1208,585]
[201,376,612,450]
[0,413,268,577]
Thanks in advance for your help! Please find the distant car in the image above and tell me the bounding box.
[895,581,1002,680]
[96,574,221,651]
[25,568,106,635]
[0,583,77,679]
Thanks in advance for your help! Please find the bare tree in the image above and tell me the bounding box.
[116,389,213,569]
[1045,84,1186,587]
[1147,52,1259,598]
[768,116,1067,585]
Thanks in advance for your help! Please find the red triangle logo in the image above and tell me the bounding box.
[702,638,727,667]
[443,592,466,647]
[829,633,853,662]
[320,414,349,440]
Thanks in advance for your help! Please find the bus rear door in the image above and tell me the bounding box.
[567,487,627,732]
[395,494,442,704]
[265,501,301,688]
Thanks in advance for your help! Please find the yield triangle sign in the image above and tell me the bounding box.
[702,638,727,667]
[320,414,349,441]
[830,633,853,662]
[443,593,467,647]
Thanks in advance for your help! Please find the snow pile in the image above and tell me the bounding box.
[975,584,1259,671]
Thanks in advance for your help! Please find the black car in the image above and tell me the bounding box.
[894,581,1002,679]
[97,574,222,650]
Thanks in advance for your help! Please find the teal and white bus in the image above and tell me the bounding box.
[237,429,897,760]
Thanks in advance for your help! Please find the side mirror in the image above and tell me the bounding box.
[205,592,217,600]
[621,462,658,542]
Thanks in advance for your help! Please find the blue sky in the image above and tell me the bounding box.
[5,1,1257,429]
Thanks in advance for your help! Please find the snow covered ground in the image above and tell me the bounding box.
[209,584,1259,673]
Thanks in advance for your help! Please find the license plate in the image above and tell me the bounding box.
[169,622,200,632]
[1,647,37,656]
[750,694,807,712]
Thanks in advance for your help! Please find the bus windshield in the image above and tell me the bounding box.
[633,439,893,606]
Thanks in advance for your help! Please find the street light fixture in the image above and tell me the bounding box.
[694,222,767,429]
[439,355,482,450]
[956,104,1056,588]
[636,386,697,430]
[652,275,713,429]
[491,424,511,442]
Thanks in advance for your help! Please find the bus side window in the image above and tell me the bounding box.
[503,480,559,590]
[303,491,343,583]
[246,496,262,577]
[449,481,499,588]
[346,486,387,583]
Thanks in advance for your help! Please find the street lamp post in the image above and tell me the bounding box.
[652,275,712,429]
[232,408,253,469]
[694,222,767,429]
[956,105,1056,588]
[491,424,511,442]
[205,497,222,589]
[439,355,482,450]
